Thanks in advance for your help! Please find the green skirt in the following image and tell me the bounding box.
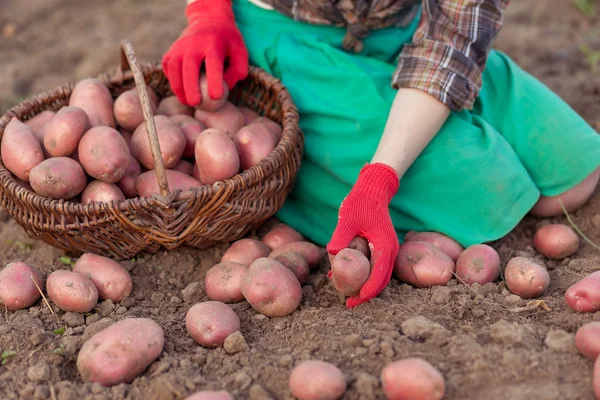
[232,0,600,247]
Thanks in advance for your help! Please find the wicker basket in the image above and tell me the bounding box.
[0,40,304,260]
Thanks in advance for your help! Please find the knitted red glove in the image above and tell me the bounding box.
[327,163,400,308]
[161,0,249,107]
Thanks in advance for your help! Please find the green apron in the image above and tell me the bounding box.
[232,0,600,248]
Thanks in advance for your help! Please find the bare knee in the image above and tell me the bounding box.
[529,167,600,217]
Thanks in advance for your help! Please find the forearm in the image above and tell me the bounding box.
[371,88,450,179]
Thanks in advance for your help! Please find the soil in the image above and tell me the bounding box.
[1,0,600,399]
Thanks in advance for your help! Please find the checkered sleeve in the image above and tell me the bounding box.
[391,0,509,111]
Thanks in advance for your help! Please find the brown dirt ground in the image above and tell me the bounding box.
[1,0,600,399]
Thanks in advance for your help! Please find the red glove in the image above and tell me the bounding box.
[327,163,400,308]
[161,0,249,107]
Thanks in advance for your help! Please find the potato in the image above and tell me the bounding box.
[504,257,550,299]
[205,261,248,303]
[78,126,131,183]
[261,223,304,250]
[1,117,45,181]
[381,358,445,400]
[455,244,500,285]
[0,262,44,310]
[594,357,600,400]
[252,117,283,141]
[170,114,207,158]
[565,271,600,313]
[131,115,186,169]
[533,223,580,259]
[330,248,370,296]
[185,301,240,347]
[69,78,116,128]
[72,253,133,302]
[404,231,464,262]
[221,238,271,266]
[29,157,87,199]
[393,241,455,288]
[328,236,370,264]
[575,322,600,360]
[119,127,133,148]
[288,360,347,400]
[157,95,194,117]
[46,269,98,312]
[269,241,322,270]
[185,392,234,400]
[81,180,126,204]
[241,257,302,317]
[234,122,278,170]
[25,110,55,138]
[172,160,194,176]
[117,157,142,198]
[194,101,245,138]
[196,74,229,112]
[194,128,240,184]
[135,169,202,197]
[274,252,310,285]
[113,86,159,131]
[238,106,260,124]
[76,318,164,386]
[44,106,89,157]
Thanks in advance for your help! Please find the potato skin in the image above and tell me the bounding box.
[455,244,500,285]
[46,269,98,312]
[0,262,44,310]
[170,114,207,158]
[113,86,159,131]
[504,257,550,299]
[393,241,455,288]
[268,241,322,269]
[241,257,303,317]
[196,74,229,112]
[117,157,142,198]
[194,128,240,185]
[251,117,283,141]
[234,122,278,170]
[594,357,600,400]
[328,236,370,264]
[29,157,87,199]
[274,252,310,285]
[69,78,116,128]
[157,95,194,117]
[76,318,164,386]
[238,106,261,124]
[261,223,304,250]
[533,224,580,259]
[1,118,45,181]
[565,271,600,313]
[172,160,194,176]
[221,238,271,266]
[78,126,131,183]
[194,101,245,138]
[135,169,202,197]
[330,248,370,296]
[404,231,464,262]
[72,253,133,302]
[575,322,600,360]
[25,110,55,138]
[184,392,234,400]
[381,358,445,400]
[288,360,347,400]
[131,115,186,169]
[205,261,248,303]
[185,301,240,347]
[81,180,126,204]
[44,106,89,157]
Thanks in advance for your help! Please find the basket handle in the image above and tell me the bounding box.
[119,39,170,198]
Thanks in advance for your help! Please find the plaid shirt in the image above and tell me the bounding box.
[259,0,510,111]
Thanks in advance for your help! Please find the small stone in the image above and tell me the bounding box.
[279,354,293,366]
[325,317,336,326]
[85,313,101,326]
[504,294,523,305]
[401,316,450,344]
[60,312,85,327]
[431,286,452,304]
[27,363,50,382]
[345,334,362,347]
[224,331,249,354]
[472,307,485,318]
[82,318,115,343]
[96,300,115,317]
[169,296,182,305]
[30,332,46,346]
[544,330,577,353]
[34,385,50,400]
[249,384,273,400]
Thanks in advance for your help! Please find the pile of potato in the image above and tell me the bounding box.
[1,75,282,203]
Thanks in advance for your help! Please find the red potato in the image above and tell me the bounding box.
[113,86,159,131]
[193,101,245,138]
[0,262,44,310]
[393,241,455,288]
[1,118,45,181]
[77,318,164,386]
[575,322,600,360]
[135,169,203,197]
[117,157,142,198]
[196,74,229,112]
[238,106,261,124]
[172,160,194,176]
[328,236,370,264]
[251,117,283,141]
[221,238,271,266]
[288,360,347,400]
[69,78,116,128]
[269,241,322,270]
[565,271,600,313]
[131,115,186,169]
[185,301,240,347]
[46,269,98,312]
[78,126,131,183]
[194,128,240,184]
[594,357,600,400]
[29,157,87,199]
[455,244,500,285]
[234,122,278,170]
[262,223,304,250]
[504,257,550,299]
[25,110,55,137]
[274,252,310,285]
[44,106,89,157]
[119,127,133,149]
[205,261,248,303]
[81,181,126,204]
[404,231,464,262]
[381,358,445,400]
[157,95,194,117]
[72,253,133,302]
[241,257,303,317]
[185,392,234,400]
[170,114,207,158]
[533,224,580,259]
[330,248,370,296]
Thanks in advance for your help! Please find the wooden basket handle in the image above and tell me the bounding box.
[119,39,170,198]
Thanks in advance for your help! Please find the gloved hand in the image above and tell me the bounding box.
[161,0,249,107]
[327,163,400,308]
